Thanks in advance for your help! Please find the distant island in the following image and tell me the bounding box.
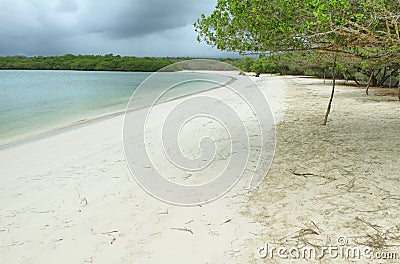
[0,54,239,72]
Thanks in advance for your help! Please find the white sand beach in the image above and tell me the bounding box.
[2,74,399,264]
[0,74,287,263]
[245,76,400,263]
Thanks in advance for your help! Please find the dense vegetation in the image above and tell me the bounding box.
[195,0,400,123]
[1,53,398,90]
[0,54,243,73]
[235,52,400,88]
[0,54,175,72]
[195,0,399,58]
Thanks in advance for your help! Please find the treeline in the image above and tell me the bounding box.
[234,52,400,88]
[1,53,398,89]
[0,54,174,72]
[0,54,242,72]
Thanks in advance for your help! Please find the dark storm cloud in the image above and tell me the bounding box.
[0,0,228,57]
[78,0,208,38]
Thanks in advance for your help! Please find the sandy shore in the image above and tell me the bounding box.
[0,74,287,263]
[244,76,400,263]
[2,74,398,263]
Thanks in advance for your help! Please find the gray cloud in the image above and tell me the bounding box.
[55,0,78,13]
[78,0,208,38]
[0,0,231,57]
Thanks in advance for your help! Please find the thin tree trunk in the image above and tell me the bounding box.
[398,86,400,102]
[366,69,374,95]
[396,72,400,102]
[379,68,396,88]
[371,68,381,87]
[379,67,388,87]
[323,56,337,125]
[323,68,326,84]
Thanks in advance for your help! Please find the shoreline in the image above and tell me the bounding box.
[0,109,125,150]
[0,73,287,263]
[0,70,237,150]
[3,74,397,263]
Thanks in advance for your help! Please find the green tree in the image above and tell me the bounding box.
[195,0,400,123]
[196,0,399,58]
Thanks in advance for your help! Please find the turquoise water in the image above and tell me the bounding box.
[0,70,230,144]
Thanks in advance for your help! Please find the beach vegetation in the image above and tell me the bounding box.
[195,0,400,123]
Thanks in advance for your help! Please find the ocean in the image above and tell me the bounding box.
[0,70,230,145]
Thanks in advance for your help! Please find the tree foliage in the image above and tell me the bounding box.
[234,52,400,88]
[0,54,174,72]
[195,0,400,59]
[196,0,400,123]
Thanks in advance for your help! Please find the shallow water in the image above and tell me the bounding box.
[0,70,229,144]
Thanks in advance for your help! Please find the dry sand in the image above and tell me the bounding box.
[0,74,286,263]
[1,74,398,263]
[244,76,400,263]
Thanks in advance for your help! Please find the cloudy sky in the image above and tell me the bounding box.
[0,0,232,57]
